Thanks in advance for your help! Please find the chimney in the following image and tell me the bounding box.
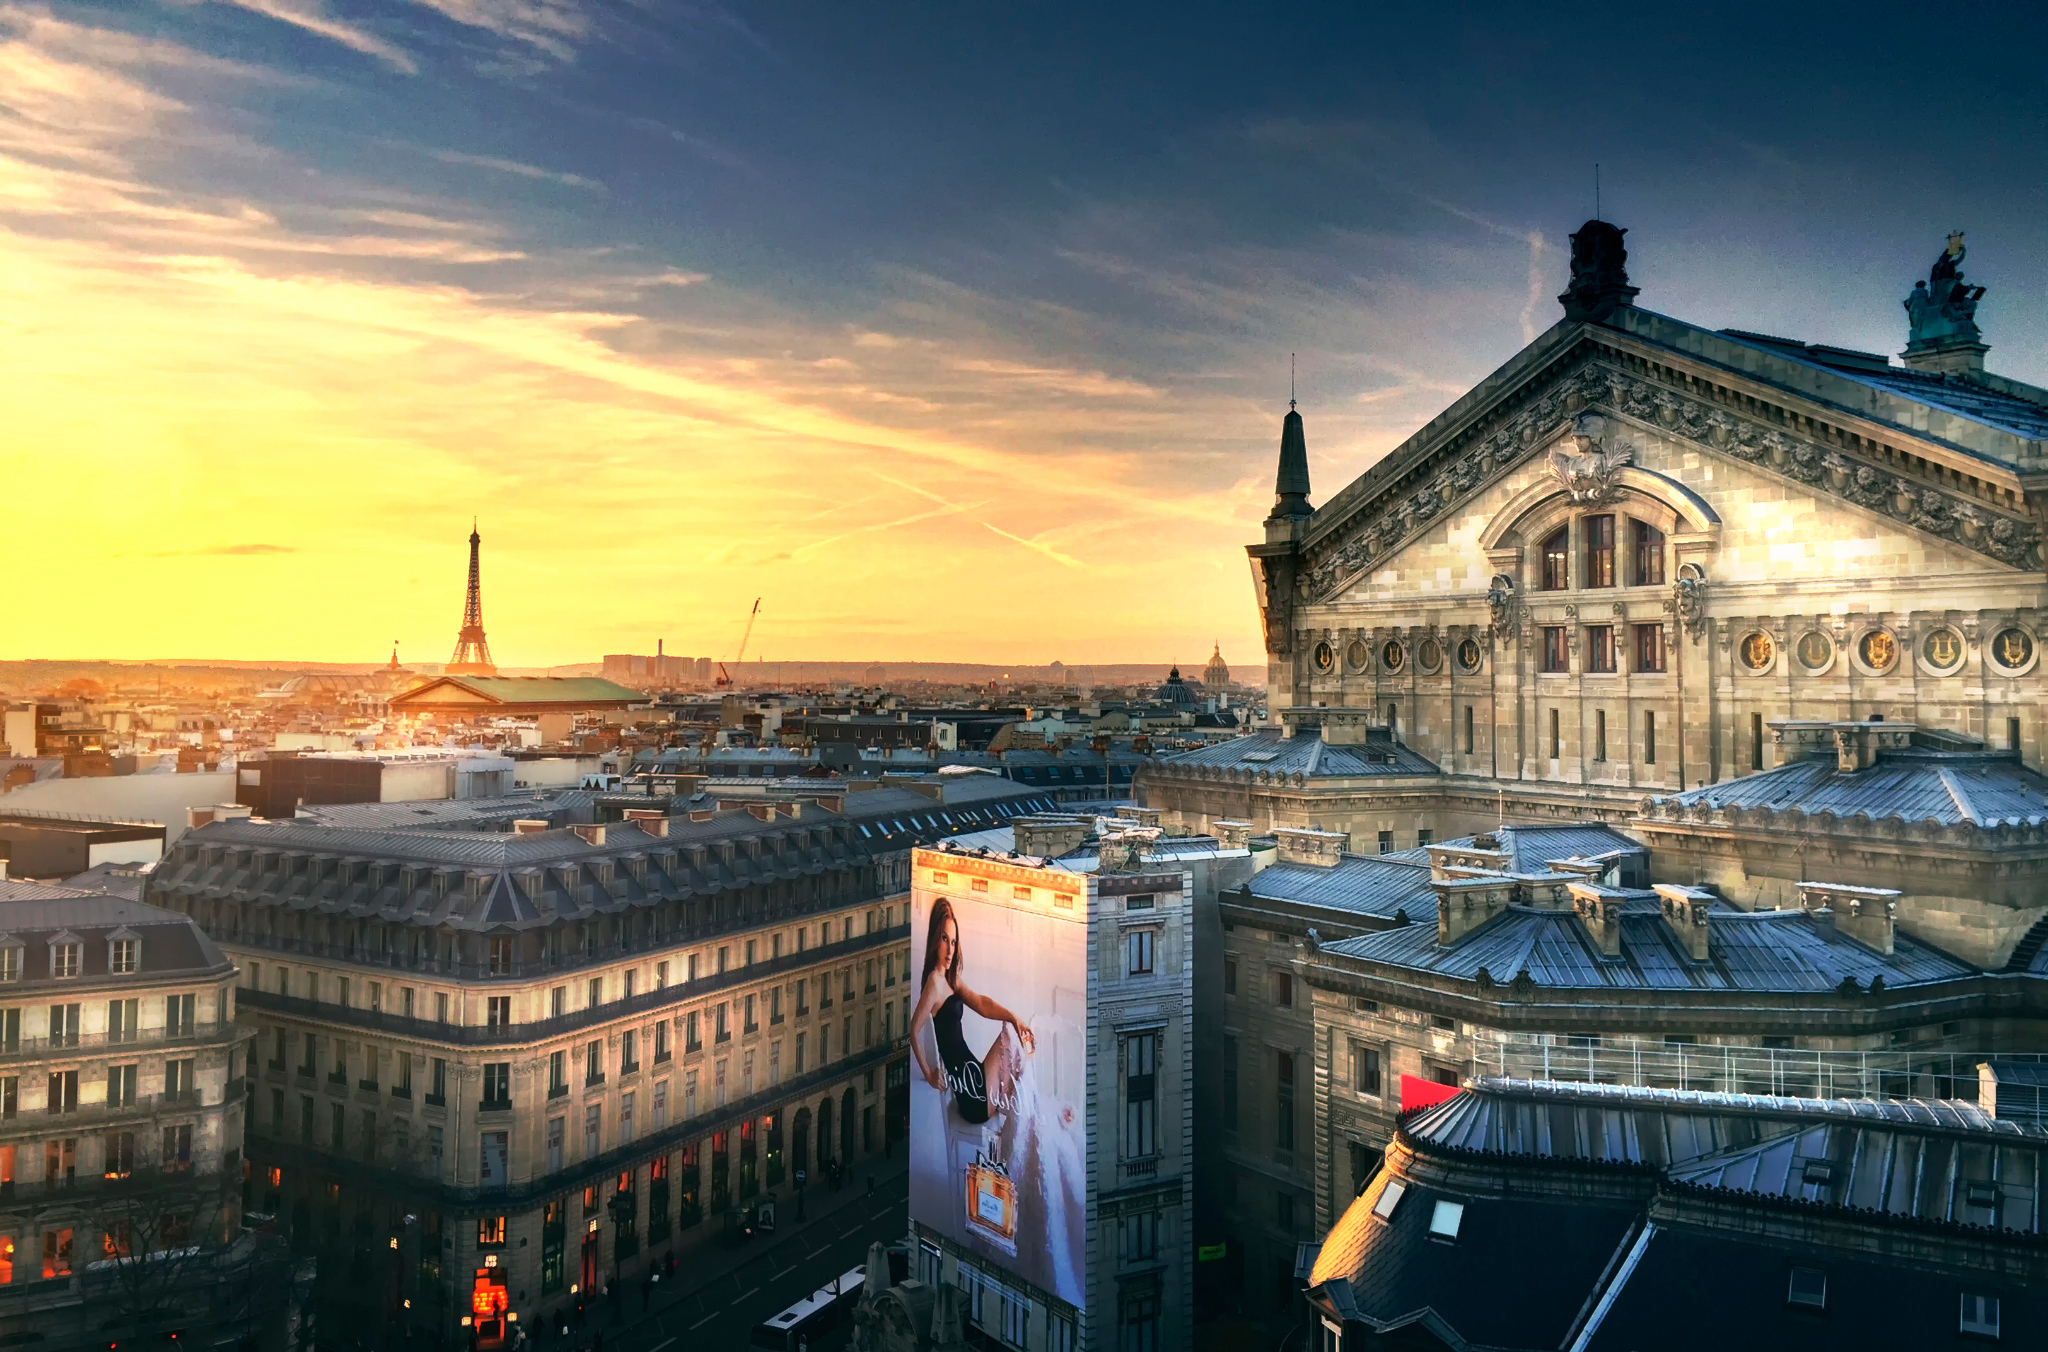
[780,802,802,819]
[1800,881,1900,956]
[1569,882,1627,958]
[689,808,715,822]
[746,803,775,822]
[1425,839,1512,881]
[512,819,550,835]
[1653,883,1716,961]
[1433,877,1512,945]
[622,809,669,838]
[1013,815,1091,861]
[186,808,215,830]
[1273,827,1346,868]
[1212,819,1254,850]
[571,823,607,847]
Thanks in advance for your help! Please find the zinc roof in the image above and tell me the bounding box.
[1161,730,1440,778]
[1653,747,2048,826]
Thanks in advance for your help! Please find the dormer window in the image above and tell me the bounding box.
[49,935,81,979]
[0,937,20,983]
[109,938,139,976]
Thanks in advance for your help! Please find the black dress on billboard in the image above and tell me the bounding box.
[934,992,989,1123]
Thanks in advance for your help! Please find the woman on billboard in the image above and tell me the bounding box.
[910,896,1035,1122]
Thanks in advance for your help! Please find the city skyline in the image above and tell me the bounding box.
[8,2,2047,666]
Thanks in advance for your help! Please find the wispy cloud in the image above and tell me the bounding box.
[405,0,588,63]
[427,147,603,191]
[206,0,418,73]
[145,543,298,556]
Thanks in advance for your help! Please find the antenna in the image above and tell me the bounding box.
[1595,163,1601,220]
[1290,352,1296,410]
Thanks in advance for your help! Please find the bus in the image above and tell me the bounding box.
[748,1267,866,1350]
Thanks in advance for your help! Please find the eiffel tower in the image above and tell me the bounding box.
[446,520,498,676]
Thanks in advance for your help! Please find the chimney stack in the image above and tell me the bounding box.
[1569,882,1627,958]
[570,823,607,847]
[512,819,550,835]
[1273,827,1346,868]
[1013,815,1092,861]
[1800,881,1900,956]
[1433,877,1512,946]
[1653,883,1716,961]
[622,809,669,837]
[187,808,215,831]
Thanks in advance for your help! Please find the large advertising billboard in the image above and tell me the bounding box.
[909,870,1089,1310]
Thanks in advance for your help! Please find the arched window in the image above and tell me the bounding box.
[1584,515,1615,588]
[1632,520,1666,585]
[1540,527,1569,590]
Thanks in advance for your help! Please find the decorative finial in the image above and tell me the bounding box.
[1559,220,1638,322]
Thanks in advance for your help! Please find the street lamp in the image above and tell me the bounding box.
[605,1188,633,1294]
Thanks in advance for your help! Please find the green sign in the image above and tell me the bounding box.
[1197,1243,1227,1262]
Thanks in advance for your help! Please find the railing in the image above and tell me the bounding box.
[0,1022,242,1062]
[1120,1155,1159,1179]
[0,1088,208,1136]
[235,924,910,1047]
[1469,1036,2046,1101]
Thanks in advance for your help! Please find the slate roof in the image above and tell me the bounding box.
[1323,904,1975,992]
[1719,328,2048,442]
[1652,746,2048,827]
[292,790,598,831]
[1160,729,1440,778]
[1245,855,1433,921]
[0,894,228,980]
[1436,823,1645,872]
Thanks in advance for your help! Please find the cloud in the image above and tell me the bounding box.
[145,543,298,556]
[404,0,587,63]
[427,148,603,191]
[206,0,418,73]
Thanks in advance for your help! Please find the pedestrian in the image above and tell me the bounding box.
[866,1172,875,1196]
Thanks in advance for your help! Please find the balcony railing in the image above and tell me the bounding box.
[0,1089,207,1137]
[235,924,909,1047]
[1469,1036,2046,1101]
[1120,1155,1159,1179]
[0,1022,243,1063]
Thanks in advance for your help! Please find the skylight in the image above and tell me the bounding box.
[1370,1178,1406,1222]
[1427,1199,1465,1240]
[1786,1267,1827,1310]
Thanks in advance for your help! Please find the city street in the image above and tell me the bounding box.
[538,1164,908,1352]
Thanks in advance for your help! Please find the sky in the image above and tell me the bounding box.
[4,1,2046,669]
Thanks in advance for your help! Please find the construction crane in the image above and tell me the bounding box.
[714,598,761,689]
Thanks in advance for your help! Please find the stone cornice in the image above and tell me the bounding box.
[1300,340,2043,604]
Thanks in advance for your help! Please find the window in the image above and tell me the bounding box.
[621,1029,639,1075]
[1272,971,1292,1007]
[1786,1266,1826,1310]
[107,1064,136,1109]
[794,1032,806,1074]
[1644,709,1658,765]
[686,1011,701,1052]
[584,1105,601,1158]
[1222,959,1236,996]
[477,1215,506,1247]
[795,979,808,1016]
[482,1063,510,1107]
[585,1041,603,1085]
[588,977,602,1009]
[1376,830,1392,854]
[1584,514,1615,587]
[1120,1289,1159,1352]
[1417,828,1432,847]
[1350,1041,1382,1096]
[1123,1033,1157,1159]
[1120,1209,1158,1262]
[1428,1198,1465,1240]
[1587,625,1615,673]
[1222,1035,1238,1129]
[0,947,16,983]
[487,996,511,1031]
[1635,623,1666,672]
[41,1228,71,1279]
[1463,704,1474,754]
[163,1123,191,1170]
[654,1021,671,1063]
[1549,707,1562,760]
[1540,527,1568,590]
[1275,1051,1295,1154]
[104,1130,134,1180]
[1126,930,1155,977]
[1751,711,1765,771]
[430,1057,446,1103]
[49,943,78,979]
[1542,626,1569,673]
[1594,709,1608,762]
[1632,520,1666,585]
[1349,1142,1381,1195]
[109,939,137,975]
[771,987,783,1023]
[1960,1293,2001,1338]
[1371,1177,1406,1221]
[166,993,194,1037]
[107,999,137,1044]
[743,995,757,1033]
[549,1050,567,1096]
[998,1285,1031,1347]
[47,1070,77,1114]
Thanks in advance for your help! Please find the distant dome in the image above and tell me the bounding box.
[1155,666,1203,705]
[1203,643,1230,690]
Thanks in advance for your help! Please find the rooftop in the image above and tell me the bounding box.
[1158,728,1439,778]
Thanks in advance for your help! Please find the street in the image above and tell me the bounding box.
[538,1168,908,1352]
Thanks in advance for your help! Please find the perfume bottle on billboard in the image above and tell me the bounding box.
[964,1147,1018,1251]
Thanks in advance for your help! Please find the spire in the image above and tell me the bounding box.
[1558,220,1639,323]
[1269,403,1313,521]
